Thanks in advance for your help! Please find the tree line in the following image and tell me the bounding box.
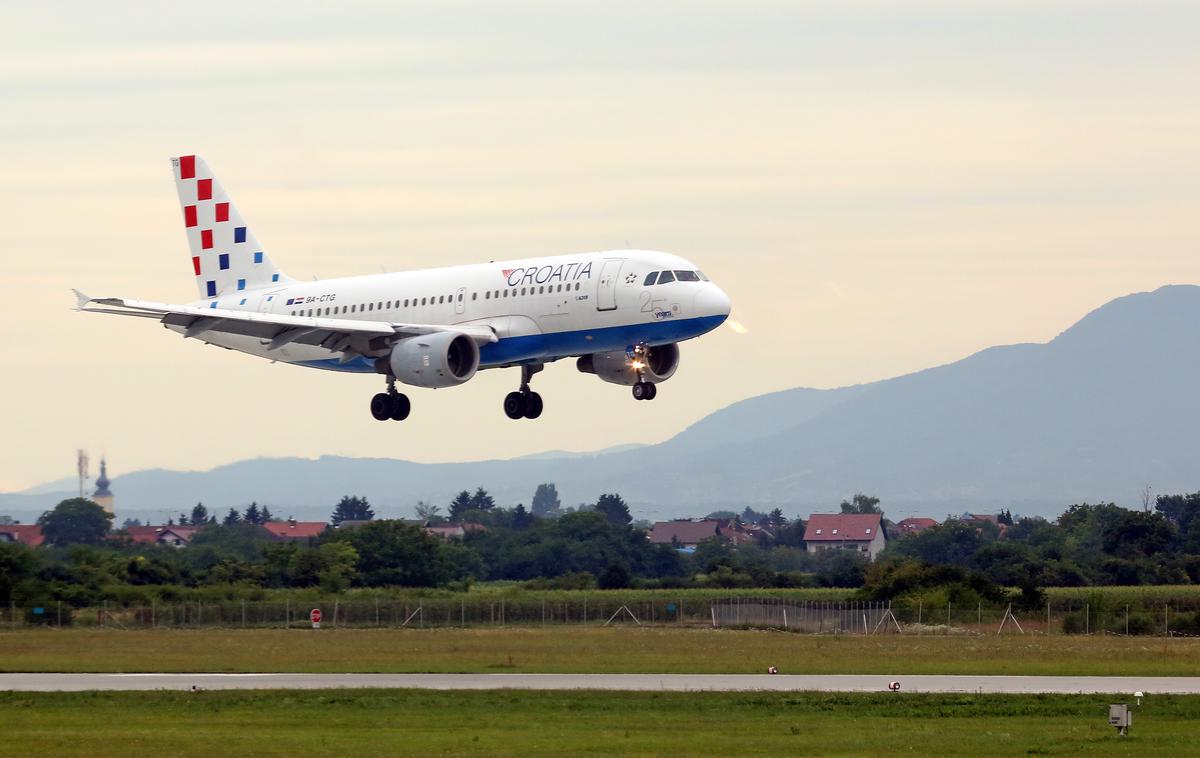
[7,488,1200,608]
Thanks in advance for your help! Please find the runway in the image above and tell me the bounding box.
[2,673,1198,694]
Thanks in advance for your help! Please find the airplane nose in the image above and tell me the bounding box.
[695,284,731,320]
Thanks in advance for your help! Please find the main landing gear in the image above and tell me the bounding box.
[370,378,411,421]
[505,364,544,420]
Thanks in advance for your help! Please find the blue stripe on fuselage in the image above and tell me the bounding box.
[296,314,726,374]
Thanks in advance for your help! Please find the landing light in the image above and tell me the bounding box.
[630,360,645,370]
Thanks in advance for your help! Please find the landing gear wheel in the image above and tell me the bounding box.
[388,393,411,421]
[645,383,657,400]
[523,391,543,419]
[504,391,526,420]
[370,393,392,420]
[632,382,654,401]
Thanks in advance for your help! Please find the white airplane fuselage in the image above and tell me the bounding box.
[180,249,731,374]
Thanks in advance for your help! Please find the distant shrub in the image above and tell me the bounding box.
[522,572,595,591]
[1061,612,1087,634]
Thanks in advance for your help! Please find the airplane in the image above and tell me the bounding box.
[76,155,732,421]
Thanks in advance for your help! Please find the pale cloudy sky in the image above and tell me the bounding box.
[1,1,1198,491]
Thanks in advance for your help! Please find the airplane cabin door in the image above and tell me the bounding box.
[454,286,467,315]
[596,259,623,311]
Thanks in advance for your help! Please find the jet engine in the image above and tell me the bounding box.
[576,343,679,386]
[381,332,480,388]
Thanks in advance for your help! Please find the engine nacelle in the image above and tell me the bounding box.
[576,343,679,386]
[382,332,480,388]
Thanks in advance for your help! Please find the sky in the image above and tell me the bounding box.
[2,1,1198,492]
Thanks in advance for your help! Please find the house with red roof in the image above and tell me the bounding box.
[260,519,328,541]
[425,522,486,540]
[120,525,200,547]
[648,519,759,550]
[803,513,887,560]
[896,517,938,536]
[0,524,44,547]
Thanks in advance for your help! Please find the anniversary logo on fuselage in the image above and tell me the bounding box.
[502,261,593,287]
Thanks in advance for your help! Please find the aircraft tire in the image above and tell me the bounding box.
[523,392,543,419]
[370,393,392,421]
[645,383,657,400]
[389,393,411,421]
[632,382,651,401]
[504,391,526,419]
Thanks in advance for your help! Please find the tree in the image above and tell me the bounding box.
[594,493,632,526]
[121,518,143,529]
[223,508,242,526]
[531,483,561,518]
[243,502,262,525]
[37,498,113,546]
[511,503,534,530]
[415,501,441,523]
[997,508,1014,526]
[767,508,787,531]
[324,520,449,587]
[741,506,767,526]
[469,487,495,512]
[330,495,374,526]
[598,563,632,589]
[190,502,209,526]
[259,506,275,523]
[448,490,473,521]
[840,493,882,515]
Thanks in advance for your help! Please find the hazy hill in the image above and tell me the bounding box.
[5,285,1199,522]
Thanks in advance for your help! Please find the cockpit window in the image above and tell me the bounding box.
[674,270,700,282]
[658,270,676,284]
[643,272,658,286]
[696,271,709,281]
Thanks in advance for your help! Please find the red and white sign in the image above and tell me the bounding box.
[310,608,322,628]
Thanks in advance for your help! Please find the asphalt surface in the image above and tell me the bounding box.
[1,673,1197,694]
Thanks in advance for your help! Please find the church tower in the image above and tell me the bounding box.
[92,458,114,514]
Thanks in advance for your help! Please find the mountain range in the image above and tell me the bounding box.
[5,285,1199,523]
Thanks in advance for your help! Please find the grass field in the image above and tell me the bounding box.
[4,627,1200,676]
[1,689,1196,756]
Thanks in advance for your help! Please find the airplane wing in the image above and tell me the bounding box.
[74,291,497,362]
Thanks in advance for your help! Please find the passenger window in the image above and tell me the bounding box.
[485,291,490,299]
[675,270,699,282]
[520,287,526,296]
[471,292,477,301]
[502,290,508,298]
[644,272,658,286]
[351,305,357,313]
[368,303,374,311]
[658,271,675,284]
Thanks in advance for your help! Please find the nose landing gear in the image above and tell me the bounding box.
[504,364,544,420]
[632,381,657,401]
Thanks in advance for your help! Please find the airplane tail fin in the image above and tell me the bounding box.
[171,155,291,300]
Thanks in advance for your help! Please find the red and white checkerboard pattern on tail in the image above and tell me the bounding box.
[172,155,291,300]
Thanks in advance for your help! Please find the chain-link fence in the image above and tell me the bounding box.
[5,596,1200,635]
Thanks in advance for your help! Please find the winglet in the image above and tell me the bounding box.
[72,289,92,310]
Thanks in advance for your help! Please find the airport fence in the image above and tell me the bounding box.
[5,595,1200,635]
